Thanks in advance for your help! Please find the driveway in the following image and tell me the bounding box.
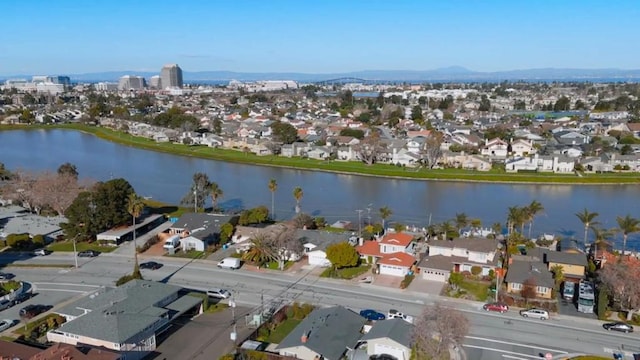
[556,293,597,320]
[150,306,254,360]
[408,277,445,295]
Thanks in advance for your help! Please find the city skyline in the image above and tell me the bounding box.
[2,0,639,75]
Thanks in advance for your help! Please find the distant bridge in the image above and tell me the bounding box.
[312,77,395,85]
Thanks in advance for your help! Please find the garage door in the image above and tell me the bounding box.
[373,343,404,360]
[422,270,446,282]
[379,265,406,277]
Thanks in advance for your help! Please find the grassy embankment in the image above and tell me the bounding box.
[2,123,639,184]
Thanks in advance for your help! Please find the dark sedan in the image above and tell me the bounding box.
[603,322,634,333]
[0,272,15,280]
[359,309,386,321]
[140,261,163,270]
[12,292,32,305]
[78,250,100,257]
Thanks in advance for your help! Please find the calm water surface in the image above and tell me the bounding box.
[1,129,638,248]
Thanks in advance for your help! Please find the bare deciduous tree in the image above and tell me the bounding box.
[599,261,640,320]
[271,224,303,270]
[354,131,386,165]
[412,303,469,360]
[423,131,443,169]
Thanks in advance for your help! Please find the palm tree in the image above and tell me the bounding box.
[616,214,640,259]
[550,264,565,292]
[491,222,503,238]
[526,200,544,239]
[268,178,277,220]
[293,187,303,214]
[575,208,599,247]
[379,206,392,232]
[242,233,276,267]
[507,206,525,236]
[439,221,456,240]
[126,193,145,263]
[591,226,615,261]
[470,218,482,233]
[454,213,469,234]
[209,182,223,211]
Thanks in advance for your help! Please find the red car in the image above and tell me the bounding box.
[483,302,509,313]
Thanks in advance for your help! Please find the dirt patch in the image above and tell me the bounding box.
[143,241,167,256]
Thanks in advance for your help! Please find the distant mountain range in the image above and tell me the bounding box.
[4,66,640,83]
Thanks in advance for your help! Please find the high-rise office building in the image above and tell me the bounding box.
[118,75,146,91]
[160,64,183,89]
[149,75,162,89]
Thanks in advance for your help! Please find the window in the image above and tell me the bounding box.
[536,286,548,294]
[511,283,522,290]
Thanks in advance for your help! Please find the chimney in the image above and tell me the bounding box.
[358,237,364,246]
[301,330,310,343]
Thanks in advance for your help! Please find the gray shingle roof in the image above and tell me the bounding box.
[171,213,236,242]
[429,237,498,253]
[505,259,554,288]
[360,318,413,347]
[529,247,588,267]
[276,306,366,360]
[55,280,202,344]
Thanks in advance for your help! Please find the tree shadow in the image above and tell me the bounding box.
[146,205,179,215]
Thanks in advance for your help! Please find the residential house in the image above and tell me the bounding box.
[297,229,356,267]
[505,154,575,173]
[356,233,417,277]
[510,139,536,157]
[47,280,203,360]
[356,318,413,360]
[276,306,367,360]
[441,151,492,171]
[417,237,499,282]
[169,213,238,252]
[481,138,509,160]
[0,341,121,360]
[528,247,588,283]
[504,255,555,299]
[391,148,421,167]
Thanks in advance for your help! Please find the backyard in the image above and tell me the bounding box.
[265,318,301,343]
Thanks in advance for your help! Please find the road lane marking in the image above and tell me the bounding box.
[36,288,90,293]
[463,345,542,359]
[466,336,568,354]
[32,282,101,287]
[502,355,528,360]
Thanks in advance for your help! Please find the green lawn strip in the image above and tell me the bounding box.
[205,303,229,314]
[12,314,62,336]
[266,318,301,343]
[459,280,491,301]
[320,265,371,279]
[166,250,204,259]
[0,280,21,295]
[3,124,638,184]
[46,241,116,253]
[142,198,190,218]
[265,261,294,270]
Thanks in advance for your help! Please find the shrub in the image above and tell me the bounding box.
[400,274,415,289]
[32,234,45,247]
[471,266,482,276]
[6,233,31,249]
[219,354,235,360]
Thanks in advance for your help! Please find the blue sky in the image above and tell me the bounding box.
[2,0,639,75]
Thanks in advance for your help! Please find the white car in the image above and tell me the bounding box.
[206,288,232,299]
[519,308,549,320]
[33,249,50,256]
[0,319,15,332]
[387,309,414,323]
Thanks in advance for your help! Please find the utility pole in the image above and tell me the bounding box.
[230,292,237,344]
[193,188,197,213]
[356,209,363,236]
[72,234,79,269]
[366,204,372,225]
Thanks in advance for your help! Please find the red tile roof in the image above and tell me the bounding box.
[378,252,416,268]
[379,233,414,247]
[356,240,381,257]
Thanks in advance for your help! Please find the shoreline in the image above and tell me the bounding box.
[2,124,639,185]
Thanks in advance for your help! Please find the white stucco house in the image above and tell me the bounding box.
[356,233,417,277]
[418,237,499,282]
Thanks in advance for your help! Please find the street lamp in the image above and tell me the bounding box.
[193,188,197,213]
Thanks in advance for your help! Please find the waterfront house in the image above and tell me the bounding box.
[481,138,509,160]
[504,255,554,299]
[356,233,417,277]
[418,237,499,282]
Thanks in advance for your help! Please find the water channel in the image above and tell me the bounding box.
[1,129,638,249]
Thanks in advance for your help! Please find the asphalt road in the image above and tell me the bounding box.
[1,252,639,359]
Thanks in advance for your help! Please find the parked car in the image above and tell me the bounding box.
[78,250,100,257]
[519,308,549,320]
[33,249,51,256]
[206,288,232,299]
[359,309,386,321]
[483,302,509,313]
[19,304,50,319]
[140,261,163,270]
[0,319,15,332]
[387,309,414,323]
[217,257,241,270]
[603,322,634,333]
[11,292,32,306]
[0,272,15,280]
[0,300,11,311]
